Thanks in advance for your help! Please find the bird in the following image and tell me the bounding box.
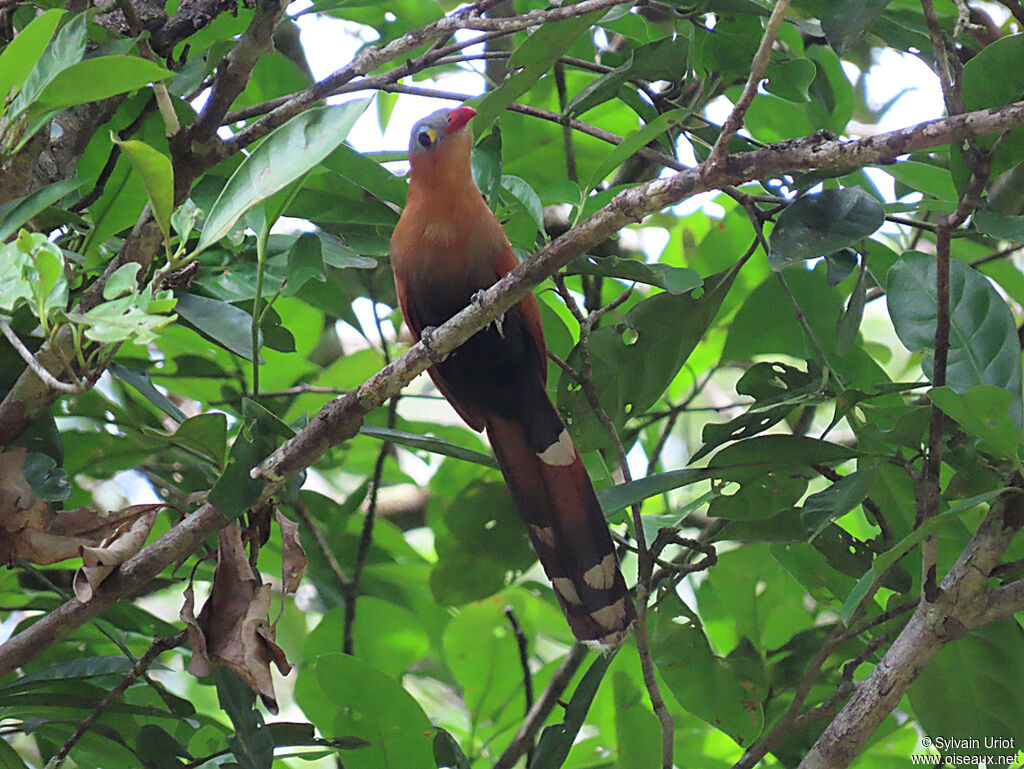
[389,105,635,646]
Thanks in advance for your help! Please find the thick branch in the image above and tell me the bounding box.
[4,99,1024,673]
[799,480,1024,769]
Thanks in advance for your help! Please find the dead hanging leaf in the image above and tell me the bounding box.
[183,522,291,713]
[0,448,163,565]
[181,577,211,678]
[73,510,159,601]
[275,509,306,594]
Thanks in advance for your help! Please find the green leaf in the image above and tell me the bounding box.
[886,160,958,206]
[207,399,288,516]
[768,188,885,269]
[109,362,187,422]
[705,435,860,521]
[432,480,534,605]
[174,292,259,361]
[297,653,433,769]
[961,34,1024,178]
[0,656,133,691]
[887,251,1023,429]
[559,263,740,451]
[111,135,175,246]
[586,107,690,189]
[22,451,71,501]
[929,385,1023,464]
[840,491,1003,624]
[500,175,544,235]
[597,468,710,515]
[472,8,604,135]
[822,0,891,55]
[836,256,868,355]
[565,254,703,295]
[975,202,1024,244]
[612,671,662,769]
[433,729,471,769]
[143,412,228,466]
[0,9,65,108]
[530,651,610,769]
[65,290,175,345]
[20,56,172,144]
[360,425,497,468]
[764,58,816,103]
[0,176,85,242]
[0,737,30,769]
[215,667,274,769]
[30,237,67,323]
[283,232,326,296]
[908,620,1024,761]
[805,44,854,135]
[652,592,762,745]
[693,361,823,463]
[800,466,878,539]
[8,12,87,122]
[103,262,142,300]
[195,100,370,256]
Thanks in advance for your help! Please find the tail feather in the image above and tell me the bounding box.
[485,406,635,646]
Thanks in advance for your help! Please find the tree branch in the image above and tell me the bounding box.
[4,98,1024,676]
[799,478,1024,769]
[708,0,791,166]
[493,643,588,769]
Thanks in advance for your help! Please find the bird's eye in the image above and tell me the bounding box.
[417,131,433,148]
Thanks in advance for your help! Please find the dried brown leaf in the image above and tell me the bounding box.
[183,522,291,713]
[73,510,158,602]
[1,449,163,565]
[275,509,306,594]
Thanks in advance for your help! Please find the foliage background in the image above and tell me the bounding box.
[2,0,1024,767]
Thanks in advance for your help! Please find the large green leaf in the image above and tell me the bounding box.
[8,11,87,122]
[194,100,369,255]
[0,9,65,107]
[0,176,85,242]
[961,34,1024,178]
[564,253,703,295]
[822,0,891,55]
[652,592,762,745]
[25,56,171,121]
[558,263,739,451]
[705,435,859,521]
[174,292,259,361]
[768,188,885,269]
[929,385,1023,465]
[887,251,1023,428]
[111,134,174,247]
[909,620,1024,761]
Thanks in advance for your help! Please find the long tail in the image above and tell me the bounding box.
[485,403,635,646]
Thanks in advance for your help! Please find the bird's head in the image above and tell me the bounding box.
[407,105,476,181]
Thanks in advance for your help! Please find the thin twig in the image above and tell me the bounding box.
[291,498,351,588]
[503,606,535,766]
[0,320,84,394]
[342,395,398,655]
[553,275,674,769]
[493,643,588,769]
[708,0,792,166]
[46,630,187,767]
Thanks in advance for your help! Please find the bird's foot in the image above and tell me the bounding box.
[419,326,446,365]
[471,290,504,337]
